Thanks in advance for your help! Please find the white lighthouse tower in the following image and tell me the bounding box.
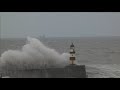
[69,43,76,65]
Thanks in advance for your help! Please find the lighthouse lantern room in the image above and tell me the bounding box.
[69,43,76,65]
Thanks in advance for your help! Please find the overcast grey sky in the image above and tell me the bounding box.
[0,12,120,38]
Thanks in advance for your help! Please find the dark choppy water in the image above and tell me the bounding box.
[1,37,120,78]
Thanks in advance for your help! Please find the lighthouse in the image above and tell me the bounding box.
[69,43,76,65]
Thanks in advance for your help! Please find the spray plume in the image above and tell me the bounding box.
[0,37,70,71]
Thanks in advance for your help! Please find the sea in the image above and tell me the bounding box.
[1,36,120,78]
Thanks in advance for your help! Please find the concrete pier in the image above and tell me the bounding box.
[2,65,87,78]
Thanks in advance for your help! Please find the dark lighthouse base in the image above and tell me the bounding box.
[45,64,87,78]
[64,64,87,78]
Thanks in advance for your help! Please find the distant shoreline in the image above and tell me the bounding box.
[2,36,120,40]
